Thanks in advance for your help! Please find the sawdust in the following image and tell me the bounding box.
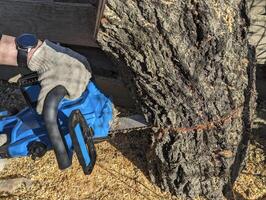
[0,131,264,200]
[0,89,264,200]
[110,105,120,130]
[0,96,264,200]
[0,141,178,200]
[234,143,266,200]
[233,115,266,200]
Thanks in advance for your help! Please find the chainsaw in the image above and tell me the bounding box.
[0,71,149,175]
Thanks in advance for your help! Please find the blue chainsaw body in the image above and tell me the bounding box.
[0,81,113,174]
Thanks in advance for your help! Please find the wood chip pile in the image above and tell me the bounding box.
[0,129,264,200]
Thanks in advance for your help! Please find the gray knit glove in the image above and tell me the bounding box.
[28,40,92,114]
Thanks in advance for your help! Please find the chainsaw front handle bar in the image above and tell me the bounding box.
[43,85,71,170]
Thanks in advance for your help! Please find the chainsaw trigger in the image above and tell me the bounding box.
[69,110,96,175]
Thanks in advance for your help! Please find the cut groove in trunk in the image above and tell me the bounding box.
[97,0,256,199]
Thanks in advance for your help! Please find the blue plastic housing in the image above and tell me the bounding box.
[0,82,113,158]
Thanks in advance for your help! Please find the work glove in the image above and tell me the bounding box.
[28,40,92,114]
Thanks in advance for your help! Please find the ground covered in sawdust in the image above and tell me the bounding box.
[0,137,177,200]
[0,90,265,200]
[0,126,265,200]
[233,105,266,200]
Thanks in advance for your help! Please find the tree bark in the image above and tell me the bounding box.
[97,0,256,199]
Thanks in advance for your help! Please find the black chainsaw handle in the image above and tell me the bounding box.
[43,85,71,170]
[69,110,97,175]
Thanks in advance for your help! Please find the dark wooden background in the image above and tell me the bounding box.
[0,0,135,109]
[0,0,104,47]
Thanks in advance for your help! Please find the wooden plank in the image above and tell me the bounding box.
[55,0,96,4]
[69,46,119,77]
[0,0,99,47]
[94,76,135,109]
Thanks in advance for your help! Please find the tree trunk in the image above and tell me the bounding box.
[97,0,256,199]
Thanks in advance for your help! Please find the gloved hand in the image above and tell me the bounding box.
[28,40,92,114]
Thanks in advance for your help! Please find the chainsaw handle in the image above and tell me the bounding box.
[69,110,97,175]
[43,85,71,170]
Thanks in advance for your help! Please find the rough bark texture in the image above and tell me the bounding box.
[97,0,256,199]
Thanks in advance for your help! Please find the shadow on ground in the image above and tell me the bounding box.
[253,64,266,155]
[109,130,152,179]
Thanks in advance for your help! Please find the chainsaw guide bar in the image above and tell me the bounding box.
[109,114,151,137]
